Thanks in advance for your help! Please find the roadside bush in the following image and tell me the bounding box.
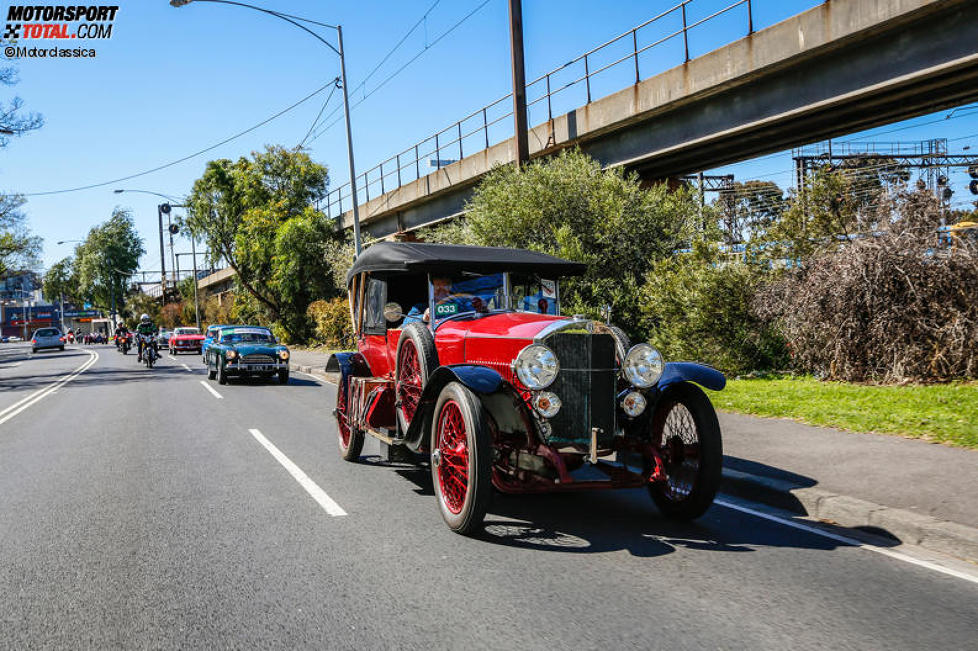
[307,297,354,349]
[640,242,788,375]
[757,191,978,382]
[465,148,696,338]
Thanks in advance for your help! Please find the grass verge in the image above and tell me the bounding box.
[708,376,978,449]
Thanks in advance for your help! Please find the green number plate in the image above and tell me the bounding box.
[435,303,458,316]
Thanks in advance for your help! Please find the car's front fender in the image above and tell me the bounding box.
[325,351,371,378]
[403,364,505,452]
[658,362,726,392]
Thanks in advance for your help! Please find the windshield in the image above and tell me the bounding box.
[220,328,274,344]
[429,272,506,320]
[174,328,200,335]
[510,273,560,315]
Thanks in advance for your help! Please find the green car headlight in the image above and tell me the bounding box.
[226,349,238,360]
[279,350,290,360]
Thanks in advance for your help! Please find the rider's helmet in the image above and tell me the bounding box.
[140,313,150,323]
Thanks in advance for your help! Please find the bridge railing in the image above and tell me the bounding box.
[323,0,781,220]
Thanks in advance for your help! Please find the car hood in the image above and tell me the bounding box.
[437,311,574,340]
[227,343,286,357]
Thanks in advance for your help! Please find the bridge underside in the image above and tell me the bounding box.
[344,0,978,240]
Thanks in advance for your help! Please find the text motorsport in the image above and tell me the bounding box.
[3,5,118,42]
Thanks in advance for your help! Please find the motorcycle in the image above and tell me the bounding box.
[116,334,131,355]
[138,334,158,368]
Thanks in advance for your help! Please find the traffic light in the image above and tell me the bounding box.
[168,223,179,235]
[970,164,978,195]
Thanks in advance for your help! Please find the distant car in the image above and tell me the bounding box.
[31,327,65,353]
[205,325,289,385]
[169,326,204,355]
[1,336,8,343]
[157,328,173,350]
[9,336,22,342]
[201,324,227,361]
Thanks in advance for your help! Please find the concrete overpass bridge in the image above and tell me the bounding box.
[327,0,978,239]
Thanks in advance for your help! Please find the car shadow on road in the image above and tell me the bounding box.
[353,453,857,558]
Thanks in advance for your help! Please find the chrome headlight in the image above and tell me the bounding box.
[513,344,558,390]
[532,391,562,418]
[226,349,238,359]
[623,344,663,388]
[279,349,290,360]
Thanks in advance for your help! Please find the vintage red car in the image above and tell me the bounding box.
[328,242,725,535]
[168,326,204,354]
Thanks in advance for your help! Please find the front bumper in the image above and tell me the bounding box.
[171,342,202,351]
[225,360,288,375]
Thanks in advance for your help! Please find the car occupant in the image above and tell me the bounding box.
[403,276,494,324]
[135,313,158,361]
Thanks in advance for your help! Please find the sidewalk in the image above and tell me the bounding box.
[719,411,978,561]
[288,347,336,378]
[289,347,978,560]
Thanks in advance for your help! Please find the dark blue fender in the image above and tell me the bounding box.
[658,361,726,392]
[403,364,505,451]
[325,352,372,393]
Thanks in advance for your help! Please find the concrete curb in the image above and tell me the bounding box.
[292,365,337,384]
[721,468,978,562]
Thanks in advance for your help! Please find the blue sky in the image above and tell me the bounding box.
[3,0,977,273]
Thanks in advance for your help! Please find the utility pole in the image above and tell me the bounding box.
[157,203,168,304]
[190,236,201,331]
[698,171,705,232]
[508,0,529,167]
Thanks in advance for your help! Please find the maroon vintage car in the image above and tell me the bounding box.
[328,242,726,535]
[168,326,204,355]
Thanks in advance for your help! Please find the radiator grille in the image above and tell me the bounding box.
[544,331,616,445]
[241,354,276,365]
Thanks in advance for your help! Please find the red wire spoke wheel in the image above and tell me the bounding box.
[397,341,422,423]
[648,382,722,521]
[395,323,437,434]
[431,382,492,535]
[436,400,469,514]
[336,377,364,461]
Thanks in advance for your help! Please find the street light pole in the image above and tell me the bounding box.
[157,203,168,304]
[169,0,363,255]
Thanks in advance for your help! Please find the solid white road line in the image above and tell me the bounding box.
[181,363,193,372]
[199,380,223,399]
[248,428,347,517]
[715,499,978,586]
[0,350,99,426]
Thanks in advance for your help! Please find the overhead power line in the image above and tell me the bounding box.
[305,0,492,146]
[22,80,336,197]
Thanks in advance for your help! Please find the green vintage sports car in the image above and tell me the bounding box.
[205,325,290,385]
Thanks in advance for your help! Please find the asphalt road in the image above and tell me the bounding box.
[1,343,976,650]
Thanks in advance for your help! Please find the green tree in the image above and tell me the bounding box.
[0,62,43,146]
[185,145,338,340]
[42,257,74,304]
[74,208,144,314]
[640,241,788,375]
[716,180,786,244]
[0,194,41,275]
[464,149,695,337]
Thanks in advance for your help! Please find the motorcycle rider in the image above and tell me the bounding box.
[115,324,129,350]
[135,313,158,361]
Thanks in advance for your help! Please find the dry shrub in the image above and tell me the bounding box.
[307,298,354,349]
[757,192,978,382]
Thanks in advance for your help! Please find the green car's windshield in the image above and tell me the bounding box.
[220,328,274,344]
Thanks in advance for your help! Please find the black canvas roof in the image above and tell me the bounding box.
[345,241,586,285]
